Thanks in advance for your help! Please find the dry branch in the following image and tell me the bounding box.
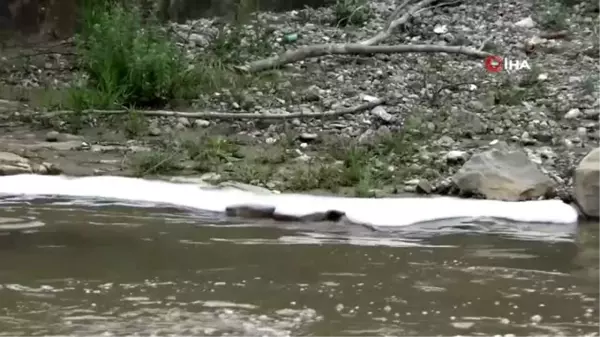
[359,0,437,46]
[43,98,385,120]
[238,0,488,73]
[239,44,491,73]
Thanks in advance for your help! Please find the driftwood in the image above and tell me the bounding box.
[43,98,385,120]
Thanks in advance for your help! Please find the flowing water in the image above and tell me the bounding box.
[0,198,597,336]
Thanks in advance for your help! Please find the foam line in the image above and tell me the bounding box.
[0,174,579,227]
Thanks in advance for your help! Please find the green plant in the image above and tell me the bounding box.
[333,0,371,27]
[74,1,190,108]
[537,0,569,30]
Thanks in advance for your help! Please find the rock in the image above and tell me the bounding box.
[451,147,555,201]
[515,17,536,28]
[148,126,162,136]
[416,179,433,194]
[298,133,318,142]
[362,94,380,102]
[200,172,221,182]
[436,135,455,147]
[39,140,83,151]
[433,24,448,34]
[564,108,582,119]
[0,99,18,112]
[0,151,32,175]
[194,119,210,127]
[370,106,394,122]
[188,33,209,47]
[45,131,60,142]
[583,109,599,120]
[177,117,191,127]
[445,150,469,164]
[574,148,600,218]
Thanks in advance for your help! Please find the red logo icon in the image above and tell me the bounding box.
[484,55,503,73]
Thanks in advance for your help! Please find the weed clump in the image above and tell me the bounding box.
[67,0,277,111]
[333,0,371,27]
[73,2,190,109]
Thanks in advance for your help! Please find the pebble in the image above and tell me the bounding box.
[45,131,60,142]
[370,106,393,122]
[298,133,318,141]
[445,150,469,163]
[564,108,582,119]
[194,119,210,127]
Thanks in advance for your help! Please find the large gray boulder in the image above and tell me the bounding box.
[451,145,555,201]
[574,148,600,218]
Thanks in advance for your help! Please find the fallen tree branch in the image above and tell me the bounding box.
[42,98,385,120]
[360,0,436,46]
[238,44,491,73]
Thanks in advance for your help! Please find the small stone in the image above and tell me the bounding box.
[515,17,536,28]
[403,185,417,193]
[34,164,48,174]
[45,131,60,142]
[404,179,420,186]
[298,133,318,142]
[177,117,191,127]
[362,95,379,102]
[583,109,599,119]
[148,127,162,136]
[445,150,469,163]
[564,108,582,119]
[416,179,433,194]
[194,119,210,127]
[437,135,455,147]
[199,172,221,182]
[433,24,448,34]
[530,314,542,323]
[370,106,393,122]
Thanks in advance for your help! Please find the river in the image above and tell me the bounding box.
[0,197,597,336]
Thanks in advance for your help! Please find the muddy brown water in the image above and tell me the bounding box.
[0,198,597,336]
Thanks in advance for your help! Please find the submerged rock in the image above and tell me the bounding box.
[451,145,555,201]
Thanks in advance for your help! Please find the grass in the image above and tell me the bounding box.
[333,0,372,27]
[55,0,277,112]
[122,116,437,197]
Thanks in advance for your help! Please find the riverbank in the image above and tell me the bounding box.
[0,0,598,205]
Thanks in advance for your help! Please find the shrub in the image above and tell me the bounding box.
[75,1,189,108]
[333,0,371,27]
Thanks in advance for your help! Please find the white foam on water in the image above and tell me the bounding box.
[0,174,579,227]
